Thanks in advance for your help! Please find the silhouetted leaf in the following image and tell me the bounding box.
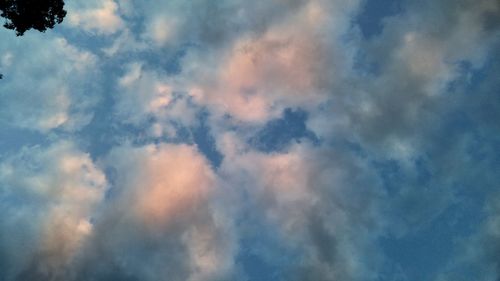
[0,0,66,36]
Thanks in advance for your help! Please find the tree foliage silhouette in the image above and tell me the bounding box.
[0,0,66,36]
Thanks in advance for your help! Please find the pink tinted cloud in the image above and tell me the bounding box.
[98,143,236,280]
[106,143,215,230]
[184,1,340,123]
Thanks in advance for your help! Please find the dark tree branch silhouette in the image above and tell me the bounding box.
[0,0,66,79]
[0,0,66,36]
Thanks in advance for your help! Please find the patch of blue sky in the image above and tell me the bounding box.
[75,64,121,160]
[351,0,404,76]
[57,28,116,53]
[248,108,319,153]
[0,126,49,157]
[371,158,414,196]
[237,235,293,281]
[139,43,192,75]
[192,110,223,168]
[374,125,493,280]
[236,216,300,281]
[352,52,382,77]
[355,0,403,40]
[380,195,487,281]
[77,48,193,161]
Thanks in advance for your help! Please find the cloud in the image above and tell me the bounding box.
[0,141,107,280]
[176,0,360,123]
[100,0,361,124]
[114,62,200,138]
[105,143,215,228]
[115,62,174,125]
[0,32,100,133]
[1,0,500,280]
[305,0,500,152]
[69,143,236,281]
[132,0,306,48]
[216,134,385,280]
[66,0,124,35]
[143,16,179,47]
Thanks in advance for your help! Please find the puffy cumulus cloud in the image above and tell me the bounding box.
[68,143,236,281]
[134,0,306,49]
[103,0,360,123]
[273,0,500,278]
[0,32,100,133]
[217,134,385,280]
[178,0,360,123]
[184,26,320,122]
[0,141,107,280]
[2,0,500,280]
[66,0,125,35]
[306,0,500,247]
[105,143,215,228]
[183,3,500,276]
[115,63,199,137]
[101,28,147,56]
[329,0,500,151]
[115,62,173,124]
[299,9,500,243]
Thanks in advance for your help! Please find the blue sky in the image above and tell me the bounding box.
[1,0,500,280]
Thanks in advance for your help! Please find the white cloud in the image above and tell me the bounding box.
[105,143,215,228]
[68,143,237,280]
[115,63,199,137]
[217,135,385,280]
[0,34,99,133]
[145,16,178,47]
[176,0,358,124]
[0,141,107,279]
[66,0,124,35]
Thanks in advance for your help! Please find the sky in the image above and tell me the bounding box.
[0,0,500,280]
